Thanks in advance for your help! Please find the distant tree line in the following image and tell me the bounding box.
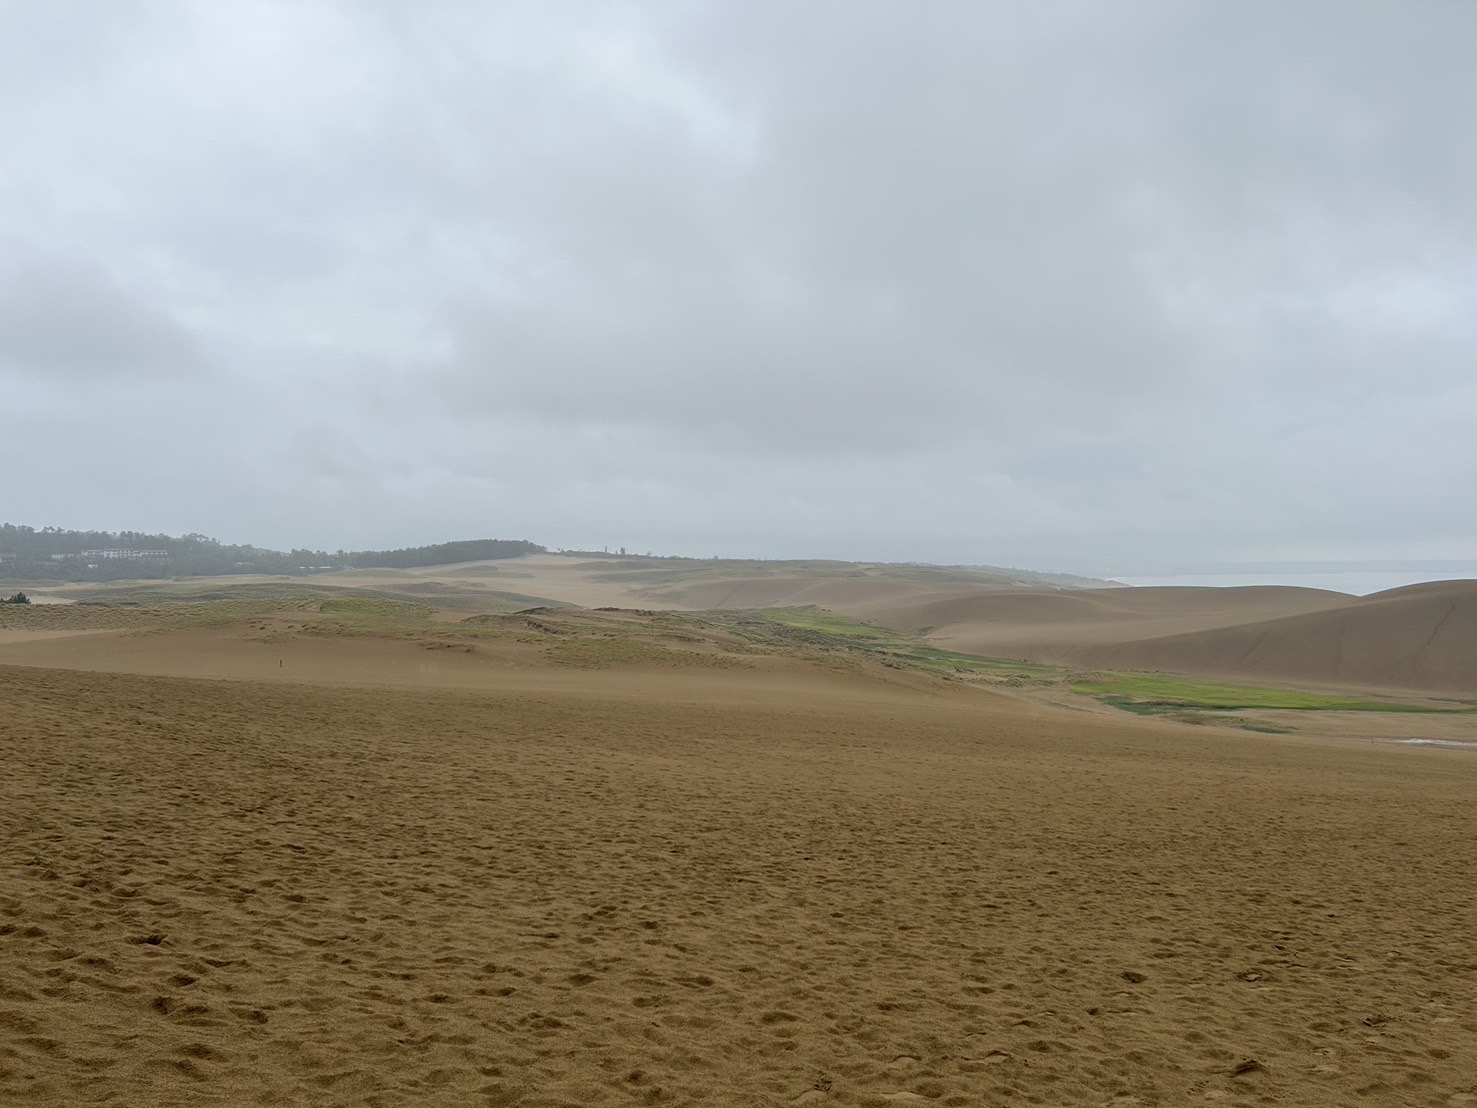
[0,524,544,582]
[341,539,544,569]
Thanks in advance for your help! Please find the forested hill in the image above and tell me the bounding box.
[0,525,543,581]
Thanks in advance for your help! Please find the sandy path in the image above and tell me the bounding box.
[3,661,1475,1107]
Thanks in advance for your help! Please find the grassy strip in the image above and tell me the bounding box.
[757,608,893,640]
[1074,673,1476,714]
[0,598,321,631]
[711,607,1060,681]
[745,609,1475,717]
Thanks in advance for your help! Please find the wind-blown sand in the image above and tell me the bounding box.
[3,609,1476,1106]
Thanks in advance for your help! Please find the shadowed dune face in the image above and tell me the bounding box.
[1063,581,1477,695]
[842,582,1477,696]
[3,658,1476,1106]
[850,585,1350,638]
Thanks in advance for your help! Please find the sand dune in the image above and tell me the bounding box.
[851,585,1349,657]
[10,556,1476,695]
[469,555,1096,612]
[0,622,934,708]
[1060,579,1477,695]
[856,583,1347,629]
[4,632,1477,1106]
[633,574,967,612]
[837,581,1477,695]
[24,554,1115,616]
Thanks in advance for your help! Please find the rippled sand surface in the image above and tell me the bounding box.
[3,657,1475,1107]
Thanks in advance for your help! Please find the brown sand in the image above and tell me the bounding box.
[3,619,1477,1106]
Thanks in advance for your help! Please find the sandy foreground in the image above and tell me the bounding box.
[2,626,1475,1108]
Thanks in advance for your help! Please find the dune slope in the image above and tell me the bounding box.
[1061,580,1477,694]
[842,580,1477,695]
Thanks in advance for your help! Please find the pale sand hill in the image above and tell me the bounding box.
[1057,579,1477,695]
[632,575,962,612]
[3,615,1477,1107]
[421,555,1074,613]
[28,554,1112,616]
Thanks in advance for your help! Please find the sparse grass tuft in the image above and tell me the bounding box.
[544,639,743,669]
[705,607,1062,683]
[759,609,893,640]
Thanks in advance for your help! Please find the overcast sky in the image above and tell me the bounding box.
[3,1,1474,572]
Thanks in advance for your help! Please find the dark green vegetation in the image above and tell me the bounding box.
[1,592,29,605]
[338,539,543,570]
[0,524,543,582]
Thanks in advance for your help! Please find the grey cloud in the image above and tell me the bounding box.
[416,2,1476,449]
[2,1,1474,567]
[0,248,203,380]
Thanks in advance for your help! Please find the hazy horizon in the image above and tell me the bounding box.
[4,3,1474,569]
[5,517,1476,596]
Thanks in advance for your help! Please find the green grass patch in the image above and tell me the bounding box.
[300,596,436,637]
[698,607,1063,683]
[318,596,431,620]
[544,639,742,669]
[904,646,1060,680]
[758,608,893,640]
[1076,673,1475,714]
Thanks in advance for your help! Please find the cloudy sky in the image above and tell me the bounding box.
[3,1,1474,572]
